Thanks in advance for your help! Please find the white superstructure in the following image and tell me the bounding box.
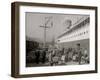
[57,16,90,43]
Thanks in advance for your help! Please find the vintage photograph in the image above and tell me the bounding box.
[11,2,97,77]
[26,12,90,67]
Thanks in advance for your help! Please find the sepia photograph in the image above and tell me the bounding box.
[26,12,90,67]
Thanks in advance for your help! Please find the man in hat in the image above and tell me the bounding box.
[76,43,82,64]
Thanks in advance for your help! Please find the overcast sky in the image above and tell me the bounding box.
[26,12,88,42]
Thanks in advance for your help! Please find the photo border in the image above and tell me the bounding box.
[11,2,98,78]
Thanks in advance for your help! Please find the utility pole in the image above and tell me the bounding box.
[40,16,53,48]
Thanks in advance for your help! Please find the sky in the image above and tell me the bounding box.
[26,12,88,43]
